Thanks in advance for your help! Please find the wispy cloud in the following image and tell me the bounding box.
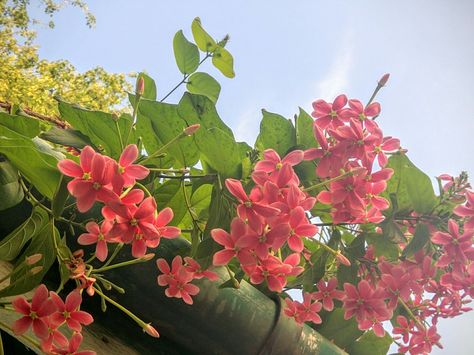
[234,107,261,144]
[308,30,355,105]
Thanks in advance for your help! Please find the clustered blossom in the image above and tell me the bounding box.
[305,94,400,223]
[12,284,95,355]
[210,148,317,292]
[58,144,181,260]
[156,256,218,304]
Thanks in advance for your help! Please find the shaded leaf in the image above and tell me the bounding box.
[212,46,235,78]
[402,223,430,258]
[0,112,40,138]
[186,72,221,104]
[0,208,48,261]
[315,308,363,349]
[173,30,200,75]
[191,17,217,52]
[40,126,94,149]
[0,159,24,211]
[255,110,296,157]
[346,331,392,355]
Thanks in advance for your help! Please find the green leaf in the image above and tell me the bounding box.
[346,331,392,355]
[0,126,61,199]
[212,46,235,78]
[40,126,94,149]
[186,72,221,104]
[0,220,56,297]
[55,232,73,292]
[155,180,182,211]
[137,100,199,167]
[57,99,123,158]
[136,72,157,101]
[177,93,242,178]
[0,159,24,211]
[384,154,437,215]
[295,108,317,149]
[52,175,70,218]
[365,232,400,261]
[179,183,213,229]
[315,308,363,349]
[0,208,48,261]
[191,17,217,52]
[402,223,430,258]
[173,30,200,75]
[255,110,296,157]
[0,112,40,138]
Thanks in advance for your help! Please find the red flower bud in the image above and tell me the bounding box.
[144,324,160,338]
[378,73,390,87]
[136,76,145,96]
[183,124,200,136]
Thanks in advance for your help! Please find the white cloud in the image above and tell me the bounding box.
[234,107,261,144]
[309,30,355,104]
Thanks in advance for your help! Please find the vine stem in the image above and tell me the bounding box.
[93,254,154,273]
[398,297,426,330]
[160,53,211,102]
[93,287,154,332]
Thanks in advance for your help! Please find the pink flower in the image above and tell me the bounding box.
[49,290,93,332]
[211,218,256,266]
[12,285,57,339]
[58,146,117,212]
[432,219,473,266]
[184,257,219,281]
[40,319,69,353]
[342,280,391,323]
[50,332,96,355]
[108,196,159,244]
[225,179,280,230]
[392,315,415,344]
[112,144,149,192]
[454,190,474,230]
[312,278,345,311]
[311,94,348,129]
[77,221,113,262]
[409,326,442,354]
[287,206,318,252]
[156,256,200,305]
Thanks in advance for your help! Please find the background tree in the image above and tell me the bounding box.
[0,0,131,115]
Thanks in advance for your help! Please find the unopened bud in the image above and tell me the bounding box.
[378,73,390,87]
[25,254,43,265]
[336,252,351,266]
[144,324,160,338]
[140,253,155,261]
[136,77,145,96]
[183,124,200,136]
[30,266,43,275]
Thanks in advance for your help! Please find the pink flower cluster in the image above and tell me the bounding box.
[12,284,95,355]
[58,145,181,260]
[284,278,344,324]
[210,148,318,292]
[156,256,218,304]
[305,95,400,223]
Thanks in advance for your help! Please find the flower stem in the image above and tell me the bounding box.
[303,168,362,193]
[93,287,153,332]
[93,256,152,273]
[101,243,124,268]
[398,297,426,330]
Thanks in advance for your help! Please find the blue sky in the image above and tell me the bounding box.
[30,0,474,353]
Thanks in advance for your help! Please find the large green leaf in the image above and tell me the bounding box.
[177,93,242,178]
[212,46,235,78]
[0,159,24,211]
[0,208,48,261]
[57,99,124,158]
[315,308,363,349]
[136,72,157,101]
[0,126,61,199]
[186,72,221,104]
[137,100,200,167]
[173,30,200,75]
[178,183,213,230]
[0,112,40,138]
[346,331,392,355]
[40,126,94,149]
[191,17,217,52]
[0,220,56,297]
[402,223,430,258]
[295,107,317,149]
[384,154,437,215]
[255,110,296,157]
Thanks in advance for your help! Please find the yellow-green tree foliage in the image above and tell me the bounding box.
[0,0,131,115]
